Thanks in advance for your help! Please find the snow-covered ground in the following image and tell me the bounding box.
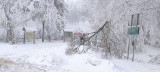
[0,41,160,72]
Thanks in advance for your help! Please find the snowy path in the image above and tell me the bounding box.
[0,42,160,72]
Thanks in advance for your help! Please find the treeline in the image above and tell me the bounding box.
[0,0,67,44]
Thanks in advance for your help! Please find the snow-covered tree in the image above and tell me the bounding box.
[65,0,160,59]
[0,0,67,43]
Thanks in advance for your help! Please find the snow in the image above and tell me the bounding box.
[144,45,160,56]
[0,29,6,40]
[0,29,6,36]
[65,21,93,33]
[113,59,160,72]
[0,41,160,72]
[25,27,37,32]
[0,0,160,71]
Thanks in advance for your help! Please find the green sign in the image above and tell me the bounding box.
[68,32,73,37]
[65,32,73,37]
[128,27,139,35]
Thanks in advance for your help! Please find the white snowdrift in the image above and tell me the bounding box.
[0,42,160,72]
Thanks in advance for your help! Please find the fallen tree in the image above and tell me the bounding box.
[66,20,111,55]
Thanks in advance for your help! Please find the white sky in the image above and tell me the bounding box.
[64,0,81,4]
[64,0,83,7]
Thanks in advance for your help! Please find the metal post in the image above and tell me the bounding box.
[132,36,135,61]
[127,36,130,60]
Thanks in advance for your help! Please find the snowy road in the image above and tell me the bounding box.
[0,42,160,72]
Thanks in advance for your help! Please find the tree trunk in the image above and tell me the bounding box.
[42,21,45,42]
[8,22,14,45]
[6,30,9,43]
[5,12,14,44]
[108,43,111,56]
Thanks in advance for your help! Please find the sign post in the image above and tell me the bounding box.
[128,13,142,61]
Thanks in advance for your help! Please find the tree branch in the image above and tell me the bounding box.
[73,21,109,51]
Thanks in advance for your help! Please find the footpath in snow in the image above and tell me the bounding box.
[0,41,160,72]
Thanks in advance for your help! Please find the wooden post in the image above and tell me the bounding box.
[22,27,26,44]
[23,31,26,44]
[33,31,36,44]
[63,31,65,42]
[42,21,45,42]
